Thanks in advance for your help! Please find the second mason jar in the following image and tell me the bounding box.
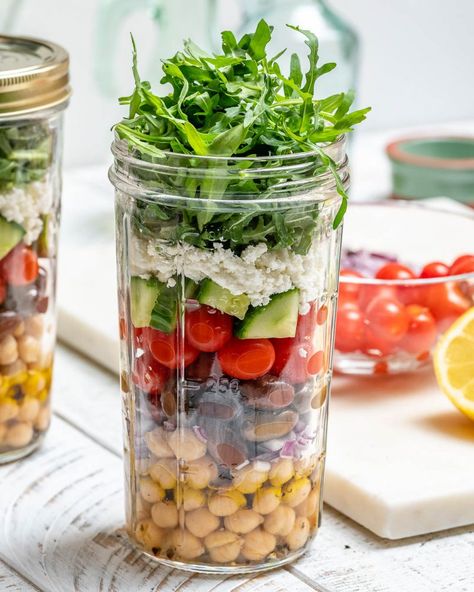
[110,137,348,573]
[0,36,70,462]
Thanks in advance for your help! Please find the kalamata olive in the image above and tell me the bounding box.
[161,379,178,418]
[0,311,21,337]
[185,352,219,381]
[240,375,294,410]
[198,390,242,423]
[205,422,248,468]
[5,284,39,315]
[145,391,164,423]
[242,409,299,442]
[36,296,49,313]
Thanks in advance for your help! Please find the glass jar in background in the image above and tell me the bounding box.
[239,0,359,99]
[110,137,348,572]
[0,36,70,462]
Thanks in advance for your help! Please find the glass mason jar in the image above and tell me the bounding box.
[110,136,348,573]
[0,36,70,463]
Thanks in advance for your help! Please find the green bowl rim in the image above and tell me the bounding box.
[386,135,474,170]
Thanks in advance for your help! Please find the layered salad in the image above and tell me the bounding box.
[0,121,57,458]
[113,20,368,568]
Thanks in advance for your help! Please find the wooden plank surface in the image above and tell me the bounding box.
[1,343,473,592]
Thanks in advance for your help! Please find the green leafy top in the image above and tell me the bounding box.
[113,20,370,253]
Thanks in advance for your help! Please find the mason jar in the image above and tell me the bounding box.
[110,136,348,573]
[0,36,70,462]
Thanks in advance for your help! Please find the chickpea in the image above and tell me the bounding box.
[151,500,179,529]
[233,462,269,494]
[0,400,18,422]
[12,321,25,338]
[170,528,204,560]
[224,509,263,535]
[140,476,165,503]
[208,490,246,517]
[22,371,46,397]
[252,486,281,515]
[5,422,33,448]
[2,359,27,376]
[34,406,51,431]
[294,454,318,478]
[149,457,177,490]
[282,477,311,508]
[136,496,152,521]
[286,516,310,551]
[241,528,276,561]
[18,398,40,422]
[185,507,220,539]
[0,422,7,442]
[0,335,18,366]
[144,427,174,458]
[295,486,320,518]
[17,335,40,364]
[167,428,206,461]
[135,519,165,550]
[177,486,206,512]
[263,505,295,536]
[204,530,242,563]
[25,315,44,339]
[269,458,294,487]
[185,455,218,489]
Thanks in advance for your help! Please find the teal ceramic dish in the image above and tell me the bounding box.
[387,136,474,205]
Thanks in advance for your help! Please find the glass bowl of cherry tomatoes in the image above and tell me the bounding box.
[334,202,474,375]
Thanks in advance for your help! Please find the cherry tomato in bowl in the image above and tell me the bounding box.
[335,303,365,353]
[375,262,416,281]
[450,255,474,275]
[399,304,437,355]
[419,261,450,278]
[365,296,409,343]
[218,338,275,380]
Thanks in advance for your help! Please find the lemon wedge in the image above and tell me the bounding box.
[434,307,474,420]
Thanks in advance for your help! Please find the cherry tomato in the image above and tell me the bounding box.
[399,304,437,355]
[1,245,39,286]
[365,297,409,343]
[419,282,470,330]
[0,277,5,305]
[335,303,365,353]
[339,269,364,303]
[419,261,450,278]
[358,284,398,310]
[133,326,146,349]
[132,356,170,395]
[218,338,275,380]
[362,327,397,357]
[295,304,317,341]
[450,255,474,275]
[146,328,199,369]
[375,263,416,281]
[185,306,232,352]
[272,339,311,383]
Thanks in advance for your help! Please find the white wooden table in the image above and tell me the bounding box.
[1,344,473,592]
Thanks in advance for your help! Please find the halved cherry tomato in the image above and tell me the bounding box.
[132,355,170,395]
[335,303,365,353]
[450,255,474,275]
[1,245,39,286]
[418,282,470,330]
[419,261,450,278]
[133,326,146,349]
[339,269,364,303]
[399,304,437,355]
[185,306,232,352]
[146,328,199,369]
[365,296,409,343]
[295,304,317,341]
[218,338,275,380]
[375,263,416,281]
[272,339,311,383]
[0,277,5,305]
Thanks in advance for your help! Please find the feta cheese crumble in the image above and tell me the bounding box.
[0,179,53,244]
[130,236,329,310]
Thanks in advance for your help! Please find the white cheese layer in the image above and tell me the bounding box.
[0,179,53,245]
[130,237,329,310]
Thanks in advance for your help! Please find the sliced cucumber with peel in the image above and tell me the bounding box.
[130,276,161,328]
[198,278,250,320]
[0,216,25,260]
[235,289,300,339]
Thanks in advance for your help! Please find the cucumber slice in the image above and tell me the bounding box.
[0,216,25,260]
[130,276,160,328]
[198,279,250,320]
[235,289,300,339]
[150,283,178,333]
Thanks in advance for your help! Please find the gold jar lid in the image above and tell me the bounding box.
[0,35,70,117]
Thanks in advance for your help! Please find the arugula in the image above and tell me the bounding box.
[115,20,369,254]
[0,123,51,191]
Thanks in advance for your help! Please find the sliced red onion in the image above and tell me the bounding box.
[193,425,208,443]
[280,440,297,459]
[341,249,398,277]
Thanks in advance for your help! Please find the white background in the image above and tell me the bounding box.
[3,0,474,167]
